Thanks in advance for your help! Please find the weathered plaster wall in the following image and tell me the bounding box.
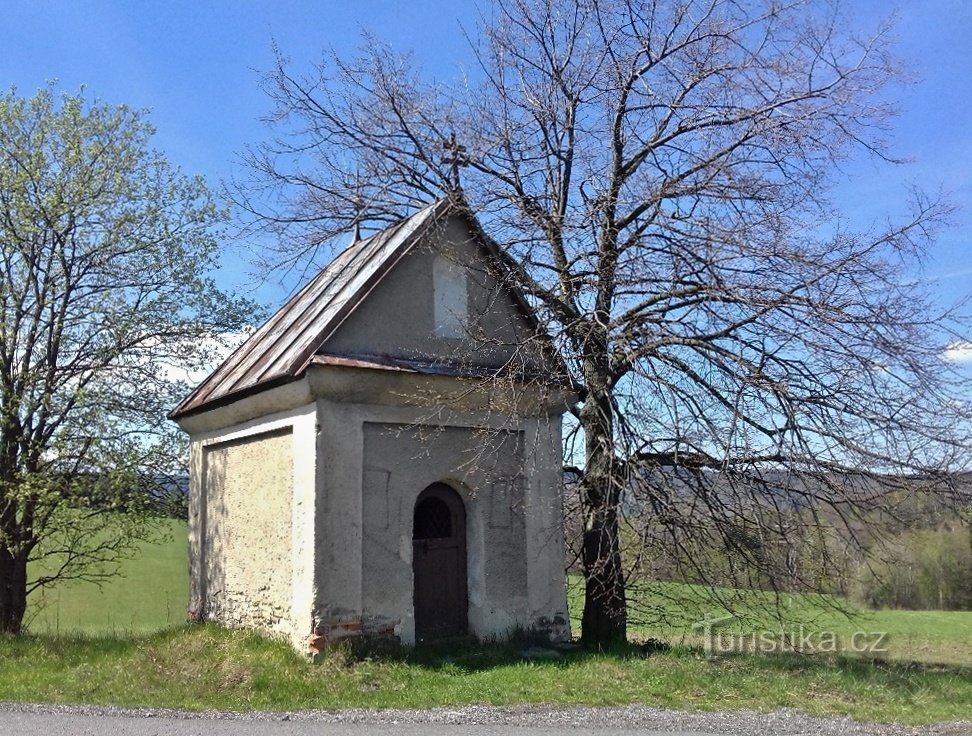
[520,414,571,640]
[312,380,570,646]
[200,428,294,633]
[361,422,528,642]
[185,402,318,649]
[325,214,540,370]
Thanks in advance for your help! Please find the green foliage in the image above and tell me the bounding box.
[852,523,972,611]
[0,83,257,632]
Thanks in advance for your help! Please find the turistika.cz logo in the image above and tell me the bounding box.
[692,613,890,658]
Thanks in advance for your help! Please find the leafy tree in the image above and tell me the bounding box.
[237,0,971,645]
[0,85,255,634]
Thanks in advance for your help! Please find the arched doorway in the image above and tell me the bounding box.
[412,483,468,641]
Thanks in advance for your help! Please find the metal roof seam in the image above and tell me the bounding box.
[169,198,453,419]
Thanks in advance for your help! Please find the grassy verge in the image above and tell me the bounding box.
[10,525,971,723]
[0,624,969,725]
[26,537,972,668]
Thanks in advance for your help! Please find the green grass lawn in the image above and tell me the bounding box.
[25,518,189,636]
[0,625,969,724]
[5,523,970,723]
[567,577,972,667]
[28,527,972,668]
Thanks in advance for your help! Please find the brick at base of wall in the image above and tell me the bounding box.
[306,618,399,655]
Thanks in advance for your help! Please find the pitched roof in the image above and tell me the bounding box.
[169,197,552,419]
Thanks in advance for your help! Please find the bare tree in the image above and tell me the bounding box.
[0,85,256,634]
[235,0,971,646]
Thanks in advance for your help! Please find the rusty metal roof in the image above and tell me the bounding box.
[170,196,572,420]
[169,198,453,419]
[309,351,569,384]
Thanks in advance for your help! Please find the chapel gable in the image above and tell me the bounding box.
[322,210,542,371]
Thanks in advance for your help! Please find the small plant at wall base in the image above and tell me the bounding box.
[236,0,972,646]
[0,84,257,634]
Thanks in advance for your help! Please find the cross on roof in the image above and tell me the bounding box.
[442,133,468,191]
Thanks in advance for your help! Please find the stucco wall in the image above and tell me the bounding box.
[325,214,541,370]
[198,427,295,636]
[360,422,529,641]
[179,345,569,652]
[312,384,570,646]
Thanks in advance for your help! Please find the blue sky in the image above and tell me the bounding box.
[2,1,970,325]
[1,0,482,305]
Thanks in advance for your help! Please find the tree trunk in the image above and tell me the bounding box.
[0,546,27,634]
[581,501,626,646]
[579,370,627,647]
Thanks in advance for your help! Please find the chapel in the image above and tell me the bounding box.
[170,197,573,649]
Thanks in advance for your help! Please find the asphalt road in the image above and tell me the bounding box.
[0,707,712,736]
[0,711,704,736]
[0,704,967,736]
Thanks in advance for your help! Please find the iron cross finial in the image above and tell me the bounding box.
[442,132,468,191]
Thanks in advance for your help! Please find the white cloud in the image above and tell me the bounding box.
[943,341,972,363]
[157,330,253,385]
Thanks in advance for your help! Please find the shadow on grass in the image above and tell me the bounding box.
[9,623,972,685]
[326,629,972,688]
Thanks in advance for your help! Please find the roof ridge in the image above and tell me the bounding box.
[169,198,454,419]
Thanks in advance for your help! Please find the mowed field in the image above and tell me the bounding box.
[25,519,190,636]
[566,578,972,668]
[24,520,972,668]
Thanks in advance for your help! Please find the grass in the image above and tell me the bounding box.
[25,519,189,636]
[0,624,969,724]
[567,578,972,667]
[4,522,970,724]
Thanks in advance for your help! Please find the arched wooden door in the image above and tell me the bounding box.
[412,483,468,641]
